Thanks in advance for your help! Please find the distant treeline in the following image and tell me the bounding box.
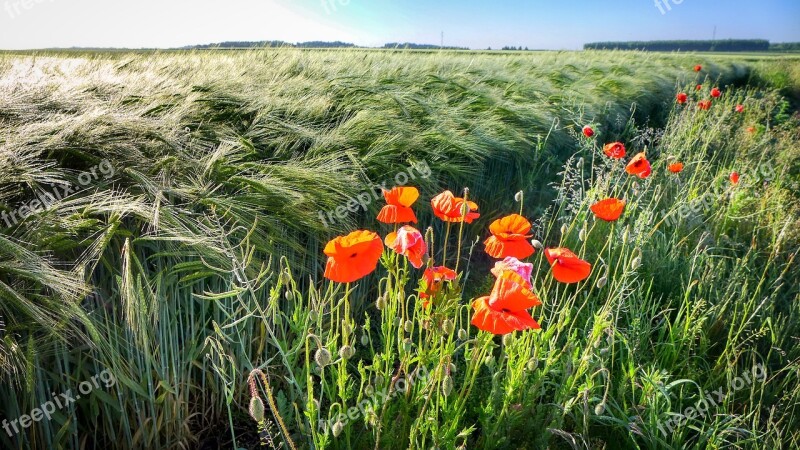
[383,42,469,50]
[584,40,800,52]
[184,41,357,49]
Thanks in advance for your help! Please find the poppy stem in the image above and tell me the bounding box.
[442,222,452,266]
[344,282,351,343]
[454,189,469,274]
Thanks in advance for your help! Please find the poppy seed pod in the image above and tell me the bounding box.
[339,345,355,360]
[441,319,455,335]
[332,420,344,437]
[442,375,454,397]
[594,402,606,415]
[376,294,387,310]
[315,348,332,367]
[249,397,265,422]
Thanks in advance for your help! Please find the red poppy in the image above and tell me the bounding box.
[668,162,684,173]
[471,270,541,335]
[377,187,419,224]
[694,65,703,72]
[590,198,626,222]
[747,126,756,134]
[696,84,703,91]
[676,93,688,104]
[710,88,721,98]
[544,248,592,284]
[484,214,535,259]
[735,104,744,113]
[582,125,595,138]
[603,142,626,159]
[698,100,712,110]
[730,172,740,185]
[625,152,652,179]
[324,230,384,283]
[431,190,480,223]
[385,226,427,269]
[420,266,457,303]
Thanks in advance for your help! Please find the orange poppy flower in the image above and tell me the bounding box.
[710,87,721,98]
[544,248,592,284]
[668,162,684,173]
[385,226,427,269]
[377,187,419,224]
[324,230,384,283]
[625,152,652,179]
[603,142,626,159]
[735,104,744,113]
[676,92,688,104]
[590,198,626,222]
[730,171,740,185]
[694,65,702,72]
[484,214,535,259]
[420,266,458,304]
[698,100,712,110]
[431,190,480,223]
[471,271,541,335]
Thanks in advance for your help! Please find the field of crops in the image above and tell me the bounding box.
[0,49,799,449]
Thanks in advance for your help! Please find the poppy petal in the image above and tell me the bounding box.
[590,198,626,222]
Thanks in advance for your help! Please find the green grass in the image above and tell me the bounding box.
[0,49,798,449]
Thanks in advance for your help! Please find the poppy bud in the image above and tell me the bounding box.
[502,334,513,346]
[332,420,344,437]
[339,345,355,360]
[484,355,495,367]
[249,397,265,422]
[458,329,468,340]
[278,269,290,285]
[631,256,642,270]
[531,239,543,251]
[315,348,332,367]
[365,384,374,396]
[560,224,568,235]
[594,402,606,415]
[449,363,457,374]
[441,319,455,335]
[285,291,294,301]
[514,191,524,202]
[403,338,413,352]
[376,295,387,310]
[360,334,369,346]
[577,157,584,169]
[596,276,608,288]
[579,227,586,242]
[526,358,538,371]
[442,375,454,397]
[309,310,319,321]
[404,320,413,333]
[622,226,630,244]
[375,375,385,386]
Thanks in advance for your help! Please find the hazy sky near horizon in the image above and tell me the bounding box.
[0,0,798,50]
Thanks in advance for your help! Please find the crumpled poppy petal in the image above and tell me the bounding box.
[471,297,540,335]
[377,205,418,224]
[384,187,420,208]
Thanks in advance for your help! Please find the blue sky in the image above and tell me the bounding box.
[0,0,798,50]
